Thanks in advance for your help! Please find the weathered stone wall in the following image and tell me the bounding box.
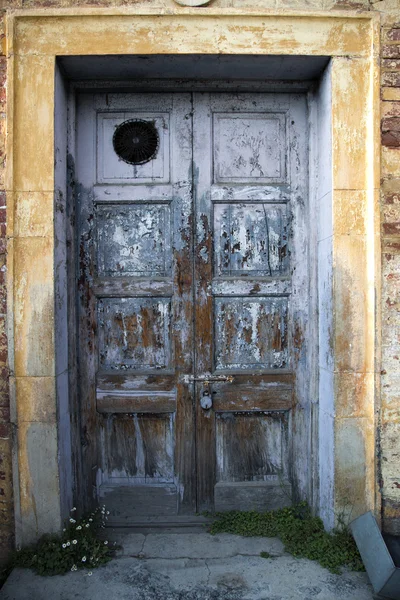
[0,10,13,568]
[380,6,400,536]
[0,0,399,563]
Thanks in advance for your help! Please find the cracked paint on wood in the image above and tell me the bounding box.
[215,297,288,370]
[214,203,289,276]
[97,204,171,277]
[75,91,309,517]
[98,298,172,371]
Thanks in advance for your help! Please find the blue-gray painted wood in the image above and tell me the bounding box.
[76,90,309,519]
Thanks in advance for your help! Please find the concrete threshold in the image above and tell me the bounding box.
[2,531,375,600]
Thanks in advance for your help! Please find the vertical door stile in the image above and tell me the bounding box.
[171,93,196,514]
[288,93,310,501]
[193,93,216,511]
[76,93,99,509]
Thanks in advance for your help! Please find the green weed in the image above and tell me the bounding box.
[11,505,115,576]
[209,502,364,574]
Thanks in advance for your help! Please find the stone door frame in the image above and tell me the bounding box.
[5,8,380,544]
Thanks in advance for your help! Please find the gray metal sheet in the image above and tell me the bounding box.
[350,511,400,599]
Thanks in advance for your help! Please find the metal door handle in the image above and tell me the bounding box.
[187,375,234,384]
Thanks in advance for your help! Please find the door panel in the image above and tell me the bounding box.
[76,90,308,521]
[76,93,195,522]
[193,93,308,512]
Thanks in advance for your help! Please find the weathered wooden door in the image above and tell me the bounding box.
[193,93,307,512]
[76,91,307,522]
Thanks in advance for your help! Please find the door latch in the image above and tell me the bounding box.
[200,389,213,410]
[186,375,234,384]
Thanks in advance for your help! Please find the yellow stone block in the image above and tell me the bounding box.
[17,420,61,542]
[14,54,54,191]
[15,376,56,423]
[335,372,375,419]
[335,416,375,519]
[13,192,54,238]
[333,190,368,235]
[332,57,371,190]
[333,235,373,373]
[13,13,372,58]
[14,236,55,377]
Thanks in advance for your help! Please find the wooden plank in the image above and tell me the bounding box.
[93,278,173,298]
[170,93,196,514]
[99,484,178,522]
[94,184,173,203]
[97,373,177,390]
[213,384,293,411]
[214,481,292,512]
[96,390,176,413]
[211,184,290,203]
[193,92,216,512]
[76,92,101,511]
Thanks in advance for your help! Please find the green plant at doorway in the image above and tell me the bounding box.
[10,505,116,576]
[209,502,364,574]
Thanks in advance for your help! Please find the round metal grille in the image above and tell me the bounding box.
[112,119,159,165]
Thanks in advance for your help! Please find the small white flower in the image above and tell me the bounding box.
[70,507,77,512]
[71,564,77,572]
[88,572,92,577]
[106,511,110,515]
[63,528,66,532]
[66,541,71,547]
[69,518,76,523]
[82,556,87,562]
[89,518,93,522]
[62,544,67,549]
[76,525,82,530]
[72,540,77,545]
[85,524,90,528]
[104,541,108,545]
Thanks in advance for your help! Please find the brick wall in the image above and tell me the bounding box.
[0,9,13,569]
[380,15,400,535]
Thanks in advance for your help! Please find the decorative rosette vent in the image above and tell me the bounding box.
[112,119,159,165]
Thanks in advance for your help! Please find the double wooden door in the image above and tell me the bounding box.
[76,91,308,522]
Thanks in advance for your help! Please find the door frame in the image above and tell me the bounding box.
[5,9,380,545]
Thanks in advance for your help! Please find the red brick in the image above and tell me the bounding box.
[383,222,400,234]
[384,191,400,204]
[0,57,5,108]
[0,528,14,561]
[387,29,400,42]
[383,45,400,59]
[0,407,9,423]
[382,102,400,118]
[382,131,400,147]
[382,117,400,131]
[0,503,13,528]
[0,287,6,316]
[383,59,400,71]
[382,72,400,87]
[0,423,10,438]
